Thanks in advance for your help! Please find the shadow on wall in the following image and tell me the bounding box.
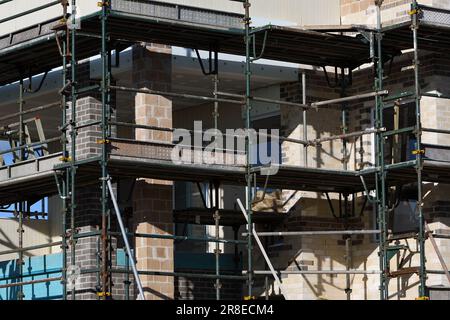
[248,194,382,300]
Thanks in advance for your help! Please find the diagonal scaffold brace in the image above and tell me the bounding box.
[107,177,146,300]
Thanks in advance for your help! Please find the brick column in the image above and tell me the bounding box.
[132,92,173,300]
[132,43,172,91]
[135,93,172,143]
[67,186,133,300]
[64,61,124,299]
[131,43,174,300]
[65,93,103,299]
[133,181,174,300]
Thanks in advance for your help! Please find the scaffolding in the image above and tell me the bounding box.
[0,0,449,300]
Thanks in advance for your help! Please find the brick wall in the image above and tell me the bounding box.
[276,48,450,298]
[66,186,130,300]
[132,44,172,91]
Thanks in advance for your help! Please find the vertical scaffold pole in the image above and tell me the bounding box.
[69,0,77,300]
[411,0,426,297]
[18,79,25,300]
[100,0,112,299]
[340,67,348,171]
[374,0,388,300]
[60,21,69,301]
[17,202,24,300]
[243,0,253,299]
[214,182,221,300]
[19,78,24,161]
[302,72,307,167]
[213,51,219,131]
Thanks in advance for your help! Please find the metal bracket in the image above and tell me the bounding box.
[325,192,338,219]
[194,48,218,76]
[96,139,110,144]
[360,175,378,204]
[196,182,208,208]
[26,71,49,93]
[250,30,268,62]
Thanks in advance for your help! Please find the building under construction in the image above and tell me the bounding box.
[0,0,449,300]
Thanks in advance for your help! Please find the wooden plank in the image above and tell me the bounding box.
[389,267,419,278]
[425,222,450,285]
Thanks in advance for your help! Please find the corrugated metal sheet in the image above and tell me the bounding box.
[0,253,63,300]
[111,0,243,28]
[0,218,52,262]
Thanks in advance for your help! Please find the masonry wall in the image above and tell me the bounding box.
[273,45,450,299]
[65,185,131,300]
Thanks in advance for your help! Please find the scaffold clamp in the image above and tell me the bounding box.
[97,291,112,297]
[96,139,110,144]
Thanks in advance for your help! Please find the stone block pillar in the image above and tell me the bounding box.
[132,92,174,300]
[135,93,172,143]
[131,43,174,300]
[133,181,174,300]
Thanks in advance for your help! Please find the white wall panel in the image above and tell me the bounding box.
[0,218,53,261]
[0,0,99,37]
[0,0,340,38]
[161,0,341,25]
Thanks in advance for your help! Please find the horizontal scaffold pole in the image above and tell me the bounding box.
[311,90,389,107]
[246,230,381,236]
[423,127,450,135]
[0,137,59,156]
[110,231,247,245]
[110,121,377,146]
[245,270,381,275]
[110,85,243,105]
[0,0,60,24]
[216,90,388,109]
[0,276,62,289]
[0,230,245,257]
[310,128,381,145]
[86,268,247,280]
[215,91,312,109]
[0,241,62,256]
[0,102,60,123]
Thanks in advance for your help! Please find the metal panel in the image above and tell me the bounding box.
[111,0,243,28]
[0,153,61,182]
[420,4,450,27]
[0,253,62,300]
